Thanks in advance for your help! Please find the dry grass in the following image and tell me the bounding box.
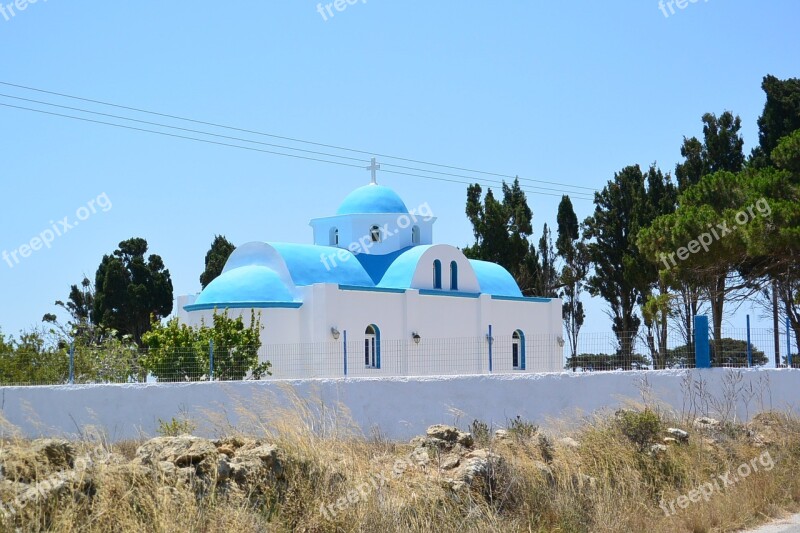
[1,395,799,532]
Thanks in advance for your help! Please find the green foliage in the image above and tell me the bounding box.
[463,179,545,296]
[0,329,67,385]
[94,238,174,346]
[156,417,196,437]
[469,419,491,447]
[584,164,674,365]
[615,409,662,450]
[200,235,236,289]
[751,75,800,167]
[557,196,588,361]
[507,415,538,440]
[664,338,768,367]
[565,352,651,372]
[141,310,268,382]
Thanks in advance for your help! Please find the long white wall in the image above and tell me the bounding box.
[1,369,797,442]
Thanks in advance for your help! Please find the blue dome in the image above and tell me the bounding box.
[190,265,297,309]
[336,184,409,215]
[469,260,523,297]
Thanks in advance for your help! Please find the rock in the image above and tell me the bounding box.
[134,436,218,470]
[426,425,460,442]
[666,428,689,443]
[494,429,510,441]
[410,446,430,467]
[558,437,580,450]
[217,446,235,457]
[663,437,678,445]
[443,449,505,491]
[439,454,460,470]
[648,444,668,456]
[693,417,720,430]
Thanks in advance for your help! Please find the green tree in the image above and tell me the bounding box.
[93,238,173,347]
[463,179,543,295]
[664,338,768,368]
[536,223,559,298]
[583,165,652,366]
[0,328,67,385]
[750,75,800,168]
[556,196,588,364]
[200,235,236,289]
[141,310,268,382]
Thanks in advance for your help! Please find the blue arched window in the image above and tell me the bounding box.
[330,227,339,246]
[412,225,420,244]
[433,260,442,289]
[512,330,526,370]
[450,261,458,290]
[365,324,381,369]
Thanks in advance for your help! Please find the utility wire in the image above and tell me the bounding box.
[0,80,599,193]
[0,100,596,201]
[0,92,594,199]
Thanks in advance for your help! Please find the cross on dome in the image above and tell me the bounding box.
[366,157,380,184]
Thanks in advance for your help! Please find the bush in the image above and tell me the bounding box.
[615,409,662,450]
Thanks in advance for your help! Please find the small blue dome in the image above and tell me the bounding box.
[193,265,296,307]
[336,184,409,215]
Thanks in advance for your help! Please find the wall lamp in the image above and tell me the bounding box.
[412,332,421,344]
[330,327,340,340]
[557,335,565,348]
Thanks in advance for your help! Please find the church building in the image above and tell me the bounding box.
[177,161,563,376]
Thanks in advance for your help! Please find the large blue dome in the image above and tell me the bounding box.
[336,184,409,215]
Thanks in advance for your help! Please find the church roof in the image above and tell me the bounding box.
[190,265,297,309]
[468,260,523,298]
[336,183,409,215]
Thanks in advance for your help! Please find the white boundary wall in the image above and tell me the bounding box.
[1,369,798,442]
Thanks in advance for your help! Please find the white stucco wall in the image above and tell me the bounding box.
[2,369,797,442]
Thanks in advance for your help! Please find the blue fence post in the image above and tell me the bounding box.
[787,317,793,369]
[746,315,752,368]
[343,330,348,376]
[488,325,493,373]
[694,315,710,369]
[209,339,214,381]
[68,342,75,384]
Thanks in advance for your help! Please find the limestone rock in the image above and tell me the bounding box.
[693,417,720,430]
[666,428,689,443]
[558,437,580,450]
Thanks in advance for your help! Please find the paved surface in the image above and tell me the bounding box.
[745,513,800,533]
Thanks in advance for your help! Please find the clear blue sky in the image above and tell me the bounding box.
[0,1,798,345]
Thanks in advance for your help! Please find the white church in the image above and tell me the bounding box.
[177,161,563,377]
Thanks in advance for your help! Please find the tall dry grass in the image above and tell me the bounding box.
[1,387,799,532]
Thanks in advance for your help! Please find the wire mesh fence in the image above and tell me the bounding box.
[0,326,794,386]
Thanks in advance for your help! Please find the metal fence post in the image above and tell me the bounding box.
[68,342,75,384]
[746,315,752,368]
[787,317,793,369]
[694,316,710,369]
[209,339,214,381]
[343,330,348,376]
[488,325,493,373]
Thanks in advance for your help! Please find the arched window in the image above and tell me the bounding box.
[370,225,381,243]
[512,330,526,370]
[364,324,380,368]
[450,261,458,290]
[412,225,420,244]
[433,260,442,289]
[330,227,339,246]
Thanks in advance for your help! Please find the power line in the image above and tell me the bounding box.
[0,100,596,201]
[0,80,599,193]
[0,92,594,199]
